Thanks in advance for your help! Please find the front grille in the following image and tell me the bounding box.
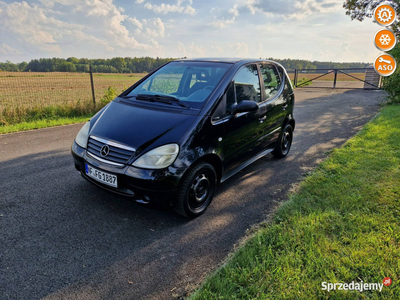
[87,136,135,166]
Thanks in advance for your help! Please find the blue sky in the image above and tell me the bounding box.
[0,0,381,63]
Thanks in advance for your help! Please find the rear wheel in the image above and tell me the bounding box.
[272,124,293,158]
[174,162,217,218]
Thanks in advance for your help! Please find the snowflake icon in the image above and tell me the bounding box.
[379,34,391,46]
[377,7,393,23]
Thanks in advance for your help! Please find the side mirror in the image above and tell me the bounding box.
[233,100,259,114]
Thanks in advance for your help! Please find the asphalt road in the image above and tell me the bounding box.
[0,88,385,300]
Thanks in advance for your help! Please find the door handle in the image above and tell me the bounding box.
[259,115,266,123]
[282,104,288,110]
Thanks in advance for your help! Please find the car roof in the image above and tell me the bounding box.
[173,57,270,65]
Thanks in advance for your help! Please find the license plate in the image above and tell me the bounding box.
[85,164,118,188]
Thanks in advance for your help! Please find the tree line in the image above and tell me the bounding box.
[0,56,370,73]
[268,58,369,70]
[0,57,174,73]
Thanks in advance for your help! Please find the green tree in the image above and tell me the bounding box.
[66,57,79,64]
[18,62,28,71]
[383,47,400,102]
[0,60,19,71]
[344,0,400,102]
[58,62,76,72]
[110,57,127,73]
[343,0,400,35]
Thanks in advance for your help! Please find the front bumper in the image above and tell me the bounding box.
[71,141,185,206]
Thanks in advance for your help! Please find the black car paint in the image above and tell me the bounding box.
[71,58,295,207]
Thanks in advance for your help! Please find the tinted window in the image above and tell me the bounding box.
[260,64,281,100]
[125,62,230,109]
[234,64,261,103]
[212,82,235,121]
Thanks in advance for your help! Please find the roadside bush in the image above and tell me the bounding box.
[100,85,118,105]
[0,85,125,126]
[383,47,400,103]
[0,100,96,125]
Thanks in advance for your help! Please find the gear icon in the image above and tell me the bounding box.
[377,7,393,23]
[379,34,391,45]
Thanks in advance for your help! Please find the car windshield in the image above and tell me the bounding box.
[124,61,231,109]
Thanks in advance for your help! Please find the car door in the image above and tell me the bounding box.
[258,63,287,147]
[212,64,267,174]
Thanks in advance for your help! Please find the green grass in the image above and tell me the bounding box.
[0,85,121,133]
[291,77,312,87]
[0,115,90,134]
[190,104,400,299]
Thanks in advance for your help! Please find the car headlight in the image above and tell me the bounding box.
[75,121,90,149]
[133,144,179,169]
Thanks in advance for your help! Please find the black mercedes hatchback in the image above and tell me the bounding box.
[71,58,295,218]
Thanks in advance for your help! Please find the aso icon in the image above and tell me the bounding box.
[374,54,397,76]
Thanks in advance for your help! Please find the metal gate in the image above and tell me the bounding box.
[292,68,381,90]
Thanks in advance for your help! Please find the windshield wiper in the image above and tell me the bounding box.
[135,94,190,109]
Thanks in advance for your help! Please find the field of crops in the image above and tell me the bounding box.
[0,72,145,125]
[0,72,144,108]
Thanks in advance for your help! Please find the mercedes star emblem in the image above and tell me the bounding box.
[100,145,110,157]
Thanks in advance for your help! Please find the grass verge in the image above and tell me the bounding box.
[190,104,400,299]
[291,77,312,87]
[0,116,91,134]
[0,85,120,134]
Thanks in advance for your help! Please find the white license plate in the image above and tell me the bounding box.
[85,164,118,188]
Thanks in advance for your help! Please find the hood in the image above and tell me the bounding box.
[89,100,196,154]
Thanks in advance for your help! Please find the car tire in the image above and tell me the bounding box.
[272,124,293,158]
[174,162,217,218]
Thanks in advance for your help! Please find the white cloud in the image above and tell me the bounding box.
[145,18,166,38]
[213,4,239,28]
[230,42,249,57]
[72,30,112,51]
[0,0,162,56]
[184,5,196,15]
[229,4,239,17]
[211,45,224,54]
[0,43,21,55]
[128,17,143,29]
[178,41,206,57]
[0,1,64,53]
[245,0,257,15]
[257,42,263,58]
[39,0,76,7]
[142,0,196,15]
[0,0,378,63]
[210,7,219,13]
[239,0,342,20]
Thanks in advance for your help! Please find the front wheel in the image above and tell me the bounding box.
[272,124,293,158]
[174,162,217,218]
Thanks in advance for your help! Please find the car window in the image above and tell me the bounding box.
[234,64,261,103]
[259,64,282,100]
[212,81,235,121]
[125,62,230,109]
